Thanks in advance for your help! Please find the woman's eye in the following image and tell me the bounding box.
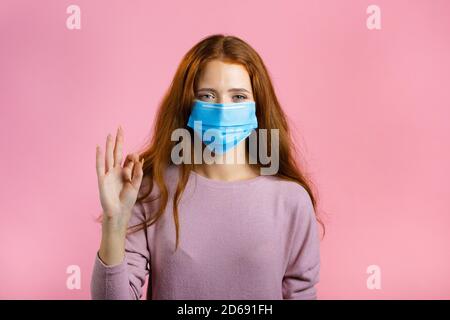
[198,93,214,101]
[233,95,247,102]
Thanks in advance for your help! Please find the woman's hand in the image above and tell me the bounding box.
[96,127,144,232]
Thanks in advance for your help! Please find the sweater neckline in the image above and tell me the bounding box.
[189,169,266,188]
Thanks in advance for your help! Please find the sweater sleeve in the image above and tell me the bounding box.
[90,201,150,300]
[282,188,321,300]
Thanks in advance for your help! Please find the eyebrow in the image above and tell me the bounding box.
[196,88,251,94]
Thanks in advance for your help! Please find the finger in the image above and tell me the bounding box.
[123,159,134,182]
[105,133,114,172]
[123,153,137,180]
[131,158,144,190]
[96,145,105,180]
[123,153,138,180]
[123,153,132,165]
[130,153,139,163]
[113,126,123,168]
[125,153,138,162]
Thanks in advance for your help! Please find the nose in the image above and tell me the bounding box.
[216,94,233,104]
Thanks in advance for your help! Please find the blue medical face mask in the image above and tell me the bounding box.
[187,99,258,154]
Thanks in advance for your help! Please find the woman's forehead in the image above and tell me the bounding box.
[196,60,251,90]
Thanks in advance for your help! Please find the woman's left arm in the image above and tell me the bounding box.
[282,189,321,300]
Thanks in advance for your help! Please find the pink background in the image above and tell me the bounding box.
[1,0,449,299]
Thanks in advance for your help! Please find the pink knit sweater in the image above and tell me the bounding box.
[90,164,321,299]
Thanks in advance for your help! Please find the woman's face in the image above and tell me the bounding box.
[195,59,254,104]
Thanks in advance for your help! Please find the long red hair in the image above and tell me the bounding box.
[130,34,324,250]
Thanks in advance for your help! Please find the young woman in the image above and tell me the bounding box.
[91,34,323,300]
